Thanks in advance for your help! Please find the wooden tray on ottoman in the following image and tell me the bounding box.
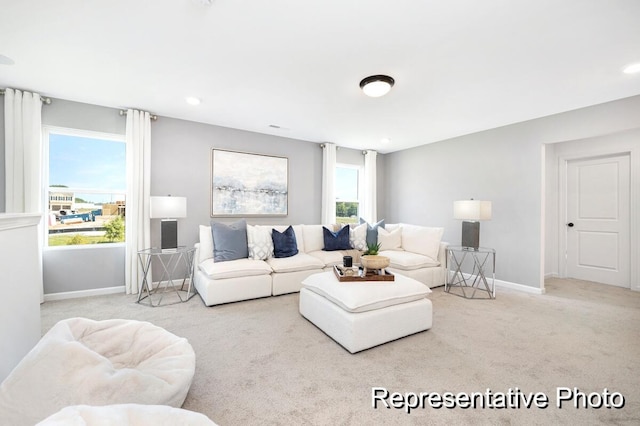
[333,265,395,282]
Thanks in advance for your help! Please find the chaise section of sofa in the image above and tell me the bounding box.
[381,224,448,288]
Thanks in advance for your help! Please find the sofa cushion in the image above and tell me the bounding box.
[378,226,402,251]
[272,225,299,258]
[379,250,440,270]
[323,226,351,251]
[266,253,324,273]
[198,225,214,264]
[307,249,346,267]
[211,219,248,262]
[400,224,444,260]
[302,270,432,313]
[199,258,272,280]
[359,218,385,246]
[348,223,367,250]
[247,224,274,260]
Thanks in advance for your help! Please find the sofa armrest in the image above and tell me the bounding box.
[194,243,200,266]
[437,241,449,266]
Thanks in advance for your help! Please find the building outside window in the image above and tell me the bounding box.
[335,164,362,224]
[45,127,126,247]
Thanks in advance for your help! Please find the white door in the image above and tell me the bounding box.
[566,154,630,287]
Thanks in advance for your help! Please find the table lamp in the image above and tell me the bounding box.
[150,196,187,250]
[453,199,492,249]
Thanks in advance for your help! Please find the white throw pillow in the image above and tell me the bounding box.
[302,225,325,253]
[198,225,214,264]
[378,227,402,251]
[247,224,274,260]
[401,224,444,260]
[349,223,367,251]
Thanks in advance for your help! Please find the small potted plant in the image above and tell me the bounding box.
[361,242,390,270]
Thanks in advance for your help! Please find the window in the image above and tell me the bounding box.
[45,127,126,247]
[335,164,362,224]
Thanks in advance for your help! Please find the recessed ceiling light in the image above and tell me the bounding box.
[623,63,640,74]
[0,54,15,65]
[185,96,201,105]
[359,75,395,97]
[381,138,391,144]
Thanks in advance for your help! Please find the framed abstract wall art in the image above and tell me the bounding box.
[210,149,288,217]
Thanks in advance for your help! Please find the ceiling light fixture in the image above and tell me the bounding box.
[185,96,201,105]
[623,63,640,74]
[359,75,395,97]
[381,138,391,144]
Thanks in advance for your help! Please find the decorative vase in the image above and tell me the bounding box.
[361,255,390,270]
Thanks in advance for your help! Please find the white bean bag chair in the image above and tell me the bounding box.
[36,404,217,426]
[0,318,196,425]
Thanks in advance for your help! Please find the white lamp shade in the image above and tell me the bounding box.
[150,196,187,219]
[453,200,492,221]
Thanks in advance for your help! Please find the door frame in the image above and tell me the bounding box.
[558,149,637,290]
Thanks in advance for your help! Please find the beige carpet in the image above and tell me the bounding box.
[40,278,640,425]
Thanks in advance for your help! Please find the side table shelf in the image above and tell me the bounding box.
[445,246,496,299]
[137,246,197,306]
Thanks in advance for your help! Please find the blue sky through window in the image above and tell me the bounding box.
[49,133,125,203]
[335,167,358,200]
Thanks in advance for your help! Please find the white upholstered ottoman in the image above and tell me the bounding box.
[300,271,433,353]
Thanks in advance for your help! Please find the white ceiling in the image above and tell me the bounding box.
[1,0,640,153]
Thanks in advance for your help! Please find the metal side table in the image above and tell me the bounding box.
[445,246,496,299]
[137,246,196,306]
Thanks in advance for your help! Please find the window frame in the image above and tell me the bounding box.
[335,163,363,222]
[43,125,127,250]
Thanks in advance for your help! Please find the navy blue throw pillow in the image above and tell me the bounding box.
[323,226,351,251]
[272,226,299,258]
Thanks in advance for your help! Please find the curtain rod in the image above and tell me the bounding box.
[320,144,371,155]
[119,109,158,121]
[0,88,52,104]
[319,143,340,150]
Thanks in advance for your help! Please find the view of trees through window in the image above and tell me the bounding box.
[335,165,360,224]
[47,129,126,246]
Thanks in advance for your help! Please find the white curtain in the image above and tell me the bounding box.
[362,150,377,223]
[124,109,151,295]
[4,88,43,213]
[321,143,336,224]
[4,88,44,302]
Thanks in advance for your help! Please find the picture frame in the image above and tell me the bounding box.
[210,149,289,217]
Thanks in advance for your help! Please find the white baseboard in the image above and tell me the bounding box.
[544,272,559,279]
[495,279,545,295]
[44,286,125,302]
[448,271,545,295]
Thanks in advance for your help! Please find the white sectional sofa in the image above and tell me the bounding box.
[193,223,447,306]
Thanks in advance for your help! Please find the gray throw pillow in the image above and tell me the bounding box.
[211,219,248,262]
[359,218,385,246]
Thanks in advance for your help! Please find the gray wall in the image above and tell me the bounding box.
[149,117,325,250]
[8,91,638,293]
[43,102,334,294]
[385,95,640,289]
